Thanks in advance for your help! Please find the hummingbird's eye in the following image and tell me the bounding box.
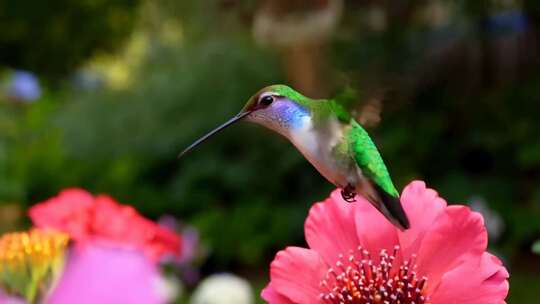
[259,95,274,107]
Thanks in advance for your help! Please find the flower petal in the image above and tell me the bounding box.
[354,193,399,257]
[93,195,181,261]
[47,243,166,304]
[430,252,509,303]
[305,190,359,265]
[261,284,294,304]
[31,189,181,262]
[268,247,326,304]
[416,206,488,289]
[0,290,25,304]
[397,181,447,258]
[29,188,94,241]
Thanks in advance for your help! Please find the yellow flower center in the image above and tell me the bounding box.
[0,229,69,303]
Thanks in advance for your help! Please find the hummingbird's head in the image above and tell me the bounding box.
[178,84,310,158]
[241,85,311,136]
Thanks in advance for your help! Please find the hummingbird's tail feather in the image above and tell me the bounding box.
[362,182,410,231]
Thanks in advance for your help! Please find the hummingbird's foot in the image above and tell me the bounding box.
[341,184,357,203]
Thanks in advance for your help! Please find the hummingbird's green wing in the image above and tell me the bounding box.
[347,120,399,198]
[332,86,358,110]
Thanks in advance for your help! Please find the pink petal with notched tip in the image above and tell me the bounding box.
[262,247,326,304]
[397,181,448,259]
[415,206,488,292]
[430,252,509,304]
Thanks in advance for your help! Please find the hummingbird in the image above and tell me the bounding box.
[179,85,410,230]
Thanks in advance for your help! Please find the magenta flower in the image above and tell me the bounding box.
[262,181,509,304]
[46,243,166,304]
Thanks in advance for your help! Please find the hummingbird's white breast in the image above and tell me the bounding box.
[288,115,353,187]
[246,97,356,187]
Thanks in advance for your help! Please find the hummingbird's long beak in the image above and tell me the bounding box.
[178,111,251,158]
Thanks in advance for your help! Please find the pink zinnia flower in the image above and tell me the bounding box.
[262,181,509,304]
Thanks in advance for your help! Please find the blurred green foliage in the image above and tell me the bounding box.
[0,0,139,80]
[0,1,539,300]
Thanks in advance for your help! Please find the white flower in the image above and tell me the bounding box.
[153,274,183,303]
[469,196,504,241]
[191,273,253,304]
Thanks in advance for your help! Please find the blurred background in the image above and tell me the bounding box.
[0,0,539,302]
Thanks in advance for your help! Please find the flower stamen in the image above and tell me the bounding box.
[0,229,69,302]
[320,245,429,304]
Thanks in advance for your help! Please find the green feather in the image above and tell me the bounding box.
[331,86,359,110]
[269,85,311,104]
[347,120,399,197]
[268,85,351,123]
